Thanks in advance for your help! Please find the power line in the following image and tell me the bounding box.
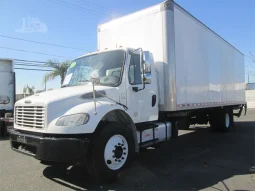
[47,0,110,17]
[0,46,71,58]
[0,34,88,51]
[15,63,52,68]
[15,59,59,65]
[15,68,53,71]
[74,0,119,15]
[16,61,59,66]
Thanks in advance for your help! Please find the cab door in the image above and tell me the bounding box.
[126,49,158,123]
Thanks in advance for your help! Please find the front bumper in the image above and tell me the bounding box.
[9,129,90,164]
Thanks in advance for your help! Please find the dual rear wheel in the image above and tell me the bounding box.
[178,108,234,133]
[210,108,234,132]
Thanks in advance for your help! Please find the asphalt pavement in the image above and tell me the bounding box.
[1,110,255,191]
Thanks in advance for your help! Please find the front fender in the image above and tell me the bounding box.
[46,101,126,134]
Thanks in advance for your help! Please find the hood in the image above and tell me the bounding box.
[17,85,117,105]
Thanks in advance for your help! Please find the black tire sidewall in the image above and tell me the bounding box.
[178,118,190,130]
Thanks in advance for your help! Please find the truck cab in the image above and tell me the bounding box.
[10,48,170,182]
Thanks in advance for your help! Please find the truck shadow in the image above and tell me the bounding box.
[43,120,255,190]
[0,137,9,141]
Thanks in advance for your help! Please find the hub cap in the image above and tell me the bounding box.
[104,134,128,170]
[225,113,230,128]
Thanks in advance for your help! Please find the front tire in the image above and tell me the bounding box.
[85,123,135,182]
[0,121,6,137]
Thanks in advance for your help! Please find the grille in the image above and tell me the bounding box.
[15,106,45,129]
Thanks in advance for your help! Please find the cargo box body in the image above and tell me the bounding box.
[98,0,245,112]
[0,59,15,112]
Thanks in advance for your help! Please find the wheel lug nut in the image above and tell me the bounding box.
[121,157,124,159]
[121,144,124,146]
[123,152,126,155]
[113,155,115,158]
[123,147,126,150]
[115,159,118,162]
[118,160,121,162]
[112,150,115,152]
[118,143,121,145]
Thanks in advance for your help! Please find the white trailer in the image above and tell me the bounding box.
[0,59,15,137]
[10,0,246,182]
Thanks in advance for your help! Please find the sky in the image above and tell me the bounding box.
[0,0,254,93]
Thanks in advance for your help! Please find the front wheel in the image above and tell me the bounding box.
[85,123,135,182]
[0,121,6,137]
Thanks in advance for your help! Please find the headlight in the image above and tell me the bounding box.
[56,113,89,126]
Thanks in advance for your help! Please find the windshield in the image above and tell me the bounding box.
[62,50,125,87]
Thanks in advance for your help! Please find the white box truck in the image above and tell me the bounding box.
[0,59,15,137]
[10,0,246,182]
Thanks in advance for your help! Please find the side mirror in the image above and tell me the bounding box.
[143,51,153,84]
[144,73,152,84]
[130,49,153,91]
[143,51,152,74]
[90,70,100,85]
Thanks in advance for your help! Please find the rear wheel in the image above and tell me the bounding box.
[172,121,179,138]
[178,117,190,130]
[85,123,135,183]
[0,121,6,137]
[210,108,233,133]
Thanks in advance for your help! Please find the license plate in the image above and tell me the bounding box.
[17,136,27,144]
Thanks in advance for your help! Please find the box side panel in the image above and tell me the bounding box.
[98,4,162,50]
[98,9,165,107]
[174,5,245,110]
[161,2,176,111]
[0,59,14,111]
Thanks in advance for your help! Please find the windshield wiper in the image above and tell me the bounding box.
[61,84,69,88]
[79,80,91,83]
[95,90,128,111]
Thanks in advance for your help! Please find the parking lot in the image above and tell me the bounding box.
[0,110,255,191]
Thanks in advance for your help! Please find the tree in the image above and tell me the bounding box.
[27,85,35,95]
[23,85,27,97]
[43,60,71,86]
[23,85,35,97]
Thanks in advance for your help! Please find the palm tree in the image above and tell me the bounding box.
[27,85,35,95]
[23,85,27,98]
[43,60,71,86]
[23,85,35,97]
